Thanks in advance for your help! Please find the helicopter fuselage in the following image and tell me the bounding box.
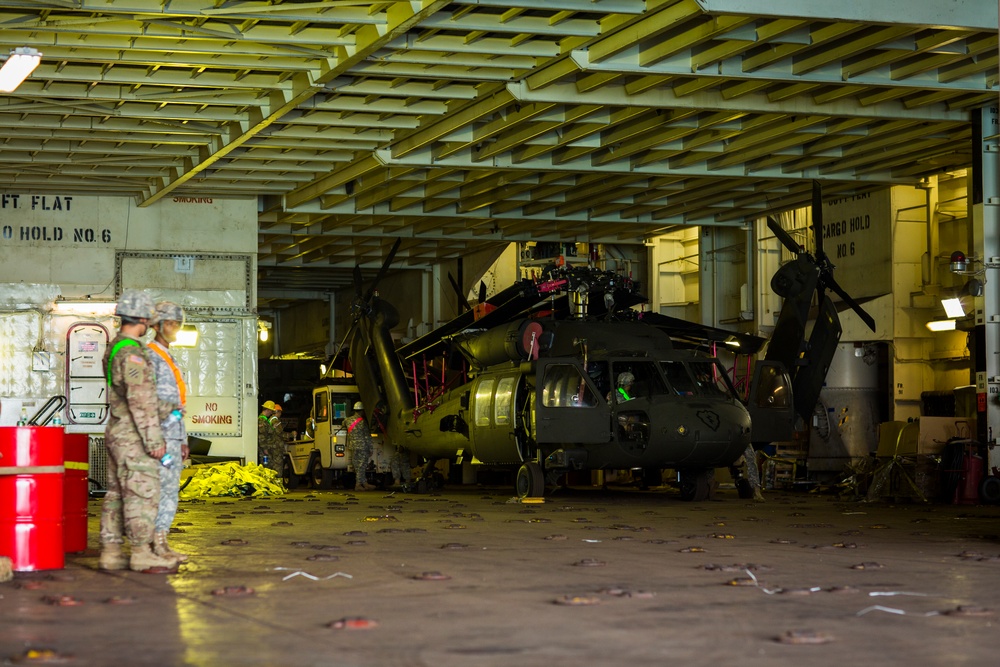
[389,320,751,476]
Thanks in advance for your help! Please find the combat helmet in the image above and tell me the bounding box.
[154,301,185,325]
[115,289,156,321]
[617,371,635,387]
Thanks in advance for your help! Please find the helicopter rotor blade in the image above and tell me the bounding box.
[447,272,472,312]
[766,216,803,255]
[363,237,401,303]
[352,264,364,301]
[823,273,876,333]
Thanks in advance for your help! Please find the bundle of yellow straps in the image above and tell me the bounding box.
[179,461,285,498]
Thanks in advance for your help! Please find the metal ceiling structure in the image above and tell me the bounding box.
[0,0,995,310]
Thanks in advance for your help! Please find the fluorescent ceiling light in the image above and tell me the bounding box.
[51,300,116,317]
[926,319,956,332]
[941,297,965,318]
[174,324,199,347]
[0,47,41,93]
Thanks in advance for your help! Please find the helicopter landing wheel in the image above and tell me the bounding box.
[678,467,713,502]
[516,461,545,498]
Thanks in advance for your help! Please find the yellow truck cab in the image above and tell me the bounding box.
[283,380,394,489]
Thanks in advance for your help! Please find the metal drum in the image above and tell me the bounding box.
[63,433,89,553]
[0,426,65,571]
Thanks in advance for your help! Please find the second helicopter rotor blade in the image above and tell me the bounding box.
[448,272,472,312]
[767,216,803,255]
[364,237,402,303]
[353,264,364,300]
[823,273,877,333]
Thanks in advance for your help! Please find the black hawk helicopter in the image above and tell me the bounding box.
[746,182,878,447]
[336,182,875,500]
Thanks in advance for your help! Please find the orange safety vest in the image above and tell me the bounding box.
[147,340,187,407]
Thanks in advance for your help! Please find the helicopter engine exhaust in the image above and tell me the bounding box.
[458,320,543,369]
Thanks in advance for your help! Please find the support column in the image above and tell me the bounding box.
[432,264,442,329]
[971,105,1000,475]
[327,293,337,358]
[699,227,716,327]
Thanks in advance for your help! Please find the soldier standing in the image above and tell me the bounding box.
[257,400,283,474]
[344,401,374,491]
[147,301,191,563]
[390,445,412,489]
[99,290,178,573]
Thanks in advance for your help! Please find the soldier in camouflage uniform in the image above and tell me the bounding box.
[390,445,412,488]
[258,400,284,474]
[147,301,191,563]
[344,401,374,490]
[99,290,178,573]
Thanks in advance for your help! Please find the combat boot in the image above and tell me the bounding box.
[154,530,189,563]
[99,542,128,571]
[129,542,179,573]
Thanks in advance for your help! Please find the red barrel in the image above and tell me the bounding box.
[63,433,89,553]
[0,426,65,571]
[954,449,985,505]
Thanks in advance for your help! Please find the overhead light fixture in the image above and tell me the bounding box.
[0,47,42,93]
[174,324,199,347]
[941,297,965,319]
[926,319,956,332]
[51,298,116,317]
[258,320,272,342]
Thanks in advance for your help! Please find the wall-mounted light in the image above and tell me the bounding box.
[0,47,42,93]
[51,298,116,317]
[941,297,965,319]
[174,324,199,347]
[949,250,969,274]
[258,320,272,342]
[926,319,957,332]
[949,250,1000,275]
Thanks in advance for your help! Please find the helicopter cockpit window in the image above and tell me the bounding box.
[610,361,667,402]
[475,378,495,426]
[689,360,735,398]
[541,364,598,408]
[585,361,610,399]
[661,361,697,395]
[494,377,515,425]
[315,393,329,424]
[753,365,790,408]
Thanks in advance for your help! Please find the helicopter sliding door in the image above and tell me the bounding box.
[746,360,795,444]
[468,371,528,464]
[534,360,610,445]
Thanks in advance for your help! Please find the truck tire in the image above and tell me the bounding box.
[309,457,332,489]
[282,457,301,490]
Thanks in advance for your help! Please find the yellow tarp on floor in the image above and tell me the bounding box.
[179,461,285,498]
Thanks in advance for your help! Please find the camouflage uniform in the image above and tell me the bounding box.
[257,413,283,474]
[390,446,412,486]
[147,338,186,533]
[100,332,165,548]
[344,412,373,488]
